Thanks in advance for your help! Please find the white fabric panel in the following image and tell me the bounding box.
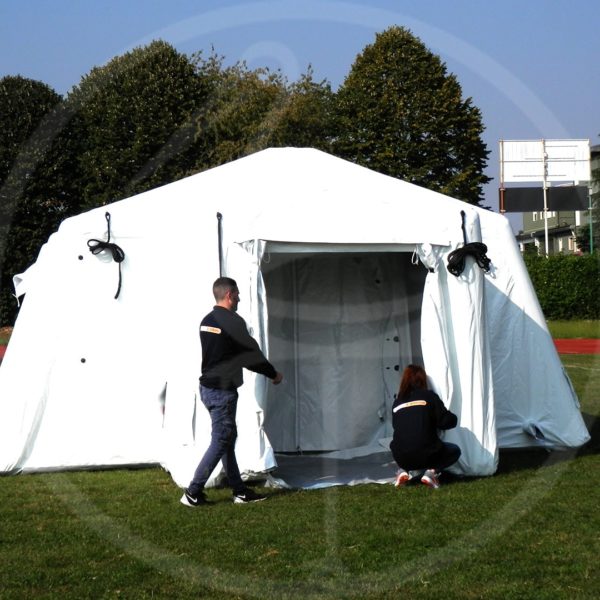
[0,232,80,473]
[420,210,498,476]
[19,233,171,470]
[478,211,590,449]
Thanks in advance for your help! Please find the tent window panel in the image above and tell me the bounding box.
[262,251,427,453]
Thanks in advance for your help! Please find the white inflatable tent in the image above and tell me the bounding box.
[0,148,589,487]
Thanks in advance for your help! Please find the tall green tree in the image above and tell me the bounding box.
[182,55,335,175]
[0,76,69,326]
[268,68,336,152]
[189,58,288,169]
[0,77,61,186]
[68,40,206,208]
[333,26,490,205]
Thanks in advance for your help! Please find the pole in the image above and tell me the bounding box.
[589,186,594,254]
[542,139,549,256]
[216,212,223,276]
[499,140,506,213]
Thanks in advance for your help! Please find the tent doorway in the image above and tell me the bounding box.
[261,248,427,453]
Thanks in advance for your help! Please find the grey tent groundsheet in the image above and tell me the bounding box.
[268,451,397,490]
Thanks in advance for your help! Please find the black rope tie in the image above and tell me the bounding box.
[447,210,491,277]
[87,212,126,299]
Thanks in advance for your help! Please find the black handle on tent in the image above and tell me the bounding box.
[217,212,223,277]
[87,212,126,299]
[447,210,491,277]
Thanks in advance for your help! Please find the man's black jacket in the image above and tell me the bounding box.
[199,306,276,390]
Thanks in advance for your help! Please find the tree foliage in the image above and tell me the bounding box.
[188,56,288,169]
[0,32,492,326]
[68,40,206,208]
[333,26,490,205]
[0,76,68,326]
[267,68,336,151]
[184,56,334,172]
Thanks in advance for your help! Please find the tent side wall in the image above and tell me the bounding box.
[479,212,590,449]
[419,211,498,476]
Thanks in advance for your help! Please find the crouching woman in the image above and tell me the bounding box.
[390,364,461,489]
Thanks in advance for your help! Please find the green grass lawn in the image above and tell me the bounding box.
[1,355,598,599]
[547,320,600,339]
[0,327,11,345]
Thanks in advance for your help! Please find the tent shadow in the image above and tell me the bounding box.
[576,412,600,457]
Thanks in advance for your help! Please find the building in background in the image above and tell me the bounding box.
[516,208,581,254]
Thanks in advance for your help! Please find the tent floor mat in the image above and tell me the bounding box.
[270,451,396,489]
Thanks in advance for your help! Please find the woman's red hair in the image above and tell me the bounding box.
[398,364,428,400]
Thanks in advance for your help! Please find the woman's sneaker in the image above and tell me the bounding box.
[233,487,267,503]
[394,469,410,487]
[421,470,441,489]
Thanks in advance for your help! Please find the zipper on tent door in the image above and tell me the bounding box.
[292,258,301,452]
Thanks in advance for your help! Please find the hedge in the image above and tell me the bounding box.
[523,252,600,320]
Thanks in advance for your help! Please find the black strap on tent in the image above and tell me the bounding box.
[87,212,125,299]
[217,212,223,277]
[447,211,491,277]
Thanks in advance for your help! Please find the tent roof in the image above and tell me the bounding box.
[68,147,491,248]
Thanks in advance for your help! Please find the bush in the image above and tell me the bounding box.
[524,252,600,319]
[0,289,18,328]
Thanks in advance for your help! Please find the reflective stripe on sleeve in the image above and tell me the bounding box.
[200,326,222,334]
[393,400,427,413]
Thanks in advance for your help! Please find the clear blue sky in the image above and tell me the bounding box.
[1,0,599,227]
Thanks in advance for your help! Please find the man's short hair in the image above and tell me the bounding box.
[213,277,238,301]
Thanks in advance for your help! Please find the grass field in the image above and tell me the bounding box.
[0,354,598,599]
[0,327,12,345]
[546,320,600,339]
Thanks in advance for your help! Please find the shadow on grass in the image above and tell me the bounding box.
[577,412,600,456]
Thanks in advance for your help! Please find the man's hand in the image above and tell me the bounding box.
[272,371,283,385]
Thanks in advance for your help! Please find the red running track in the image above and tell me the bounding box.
[1,339,599,361]
[553,339,600,355]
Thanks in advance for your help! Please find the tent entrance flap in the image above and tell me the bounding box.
[259,245,427,453]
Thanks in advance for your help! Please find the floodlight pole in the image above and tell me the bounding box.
[542,140,549,257]
[589,187,594,254]
[499,140,506,213]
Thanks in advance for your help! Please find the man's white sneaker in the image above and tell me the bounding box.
[233,487,267,504]
[180,489,210,507]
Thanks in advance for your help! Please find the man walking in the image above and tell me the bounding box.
[181,277,283,506]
